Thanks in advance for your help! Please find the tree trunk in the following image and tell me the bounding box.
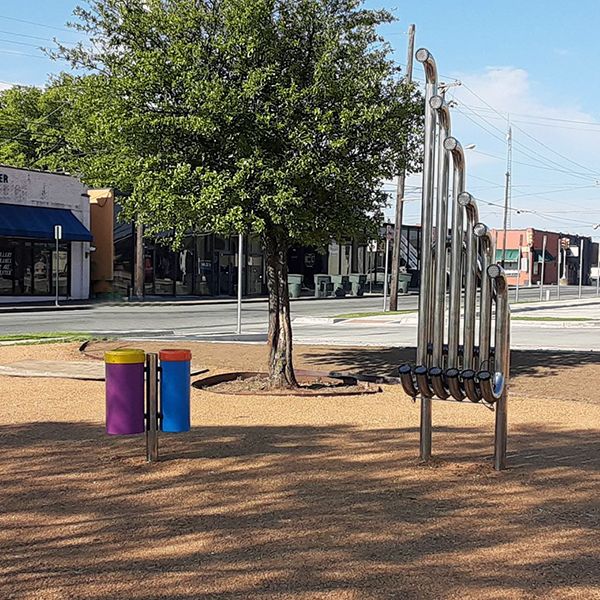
[265,233,297,388]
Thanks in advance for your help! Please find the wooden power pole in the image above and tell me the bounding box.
[389,24,415,311]
[134,221,144,299]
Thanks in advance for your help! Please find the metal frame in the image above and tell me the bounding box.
[399,48,511,471]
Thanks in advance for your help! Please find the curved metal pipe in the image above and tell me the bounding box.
[415,365,434,399]
[399,364,418,398]
[429,367,449,399]
[479,264,510,402]
[461,369,482,403]
[458,191,480,370]
[473,223,495,368]
[415,49,439,369]
[430,95,451,367]
[416,48,438,83]
[444,136,466,369]
[415,48,439,463]
[478,370,502,404]
[445,367,465,401]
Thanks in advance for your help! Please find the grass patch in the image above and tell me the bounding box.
[0,332,93,344]
[334,310,417,319]
[512,316,594,322]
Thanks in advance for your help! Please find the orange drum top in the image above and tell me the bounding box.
[159,349,192,362]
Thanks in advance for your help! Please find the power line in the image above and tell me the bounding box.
[458,83,600,179]
[0,14,81,35]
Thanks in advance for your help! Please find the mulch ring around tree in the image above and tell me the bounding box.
[194,369,382,396]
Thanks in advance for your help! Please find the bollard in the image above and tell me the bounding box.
[146,353,159,462]
[159,349,192,433]
[105,349,145,435]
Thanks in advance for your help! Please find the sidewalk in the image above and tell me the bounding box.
[0,291,418,314]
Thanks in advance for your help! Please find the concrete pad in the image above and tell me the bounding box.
[0,360,105,380]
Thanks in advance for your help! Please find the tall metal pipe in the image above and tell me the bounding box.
[457,192,479,370]
[444,136,466,369]
[539,234,547,301]
[430,96,451,367]
[415,48,438,463]
[473,223,495,369]
[415,48,438,370]
[479,264,510,404]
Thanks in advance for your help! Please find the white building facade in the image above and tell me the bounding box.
[0,165,91,303]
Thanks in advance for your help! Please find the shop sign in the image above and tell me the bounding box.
[0,250,13,277]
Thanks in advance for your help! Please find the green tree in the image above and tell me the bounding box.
[0,79,76,172]
[58,0,422,387]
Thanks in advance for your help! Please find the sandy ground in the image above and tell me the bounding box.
[0,341,599,600]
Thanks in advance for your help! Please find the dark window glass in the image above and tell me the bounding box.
[194,235,213,296]
[114,230,133,296]
[0,240,14,294]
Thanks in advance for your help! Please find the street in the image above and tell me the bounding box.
[1,285,599,352]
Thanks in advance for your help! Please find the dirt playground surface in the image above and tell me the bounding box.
[0,341,599,600]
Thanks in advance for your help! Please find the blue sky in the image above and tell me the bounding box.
[2,0,600,236]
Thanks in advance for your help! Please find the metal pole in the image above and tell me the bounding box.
[596,242,599,297]
[415,48,439,463]
[579,238,584,298]
[390,24,415,311]
[431,97,451,366]
[134,221,144,299]
[383,236,390,311]
[539,235,547,301]
[237,233,243,334]
[145,352,159,463]
[557,238,561,300]
[55,236,60,307]
[501,125,512,267]
[515,234,522,302]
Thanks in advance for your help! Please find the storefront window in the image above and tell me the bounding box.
[0,238,69,297]
[195,234,213,296]
[154,245,176,295]
[176,237,194,296]
[0,241,14,294]
[113,229,133,296]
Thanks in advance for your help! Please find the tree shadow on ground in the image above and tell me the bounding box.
[299,346,600,385]
[1,420,598,599]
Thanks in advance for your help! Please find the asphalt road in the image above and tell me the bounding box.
[1,285,599,351]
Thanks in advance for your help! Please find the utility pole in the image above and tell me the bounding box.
[501,123,512,267]
[389,23,415,311]
[134,221,144,299]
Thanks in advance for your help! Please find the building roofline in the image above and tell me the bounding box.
[0,163,82,179]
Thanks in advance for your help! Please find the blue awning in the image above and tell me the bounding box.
[0,203,92,242]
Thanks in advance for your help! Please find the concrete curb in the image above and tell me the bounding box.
[0,291,419,314]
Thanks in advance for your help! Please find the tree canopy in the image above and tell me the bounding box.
[58,0,422,248]
[0,80,75,172]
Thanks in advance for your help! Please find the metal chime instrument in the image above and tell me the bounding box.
[399,48,511,471]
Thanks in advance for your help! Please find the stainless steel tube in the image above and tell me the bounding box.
[444,137,466,369]
[429,367,449,399]
[474,223,495,369]
[479,264,510,404]
[415,48,438,368]
[145,352,159,463]
[415,48,438,463]
[430,95,451,367]
[458,192,480,370]
[461,369,482,403]
[494,322,510,470]
[399,364,418,398]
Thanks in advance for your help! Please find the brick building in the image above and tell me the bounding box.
[491,228,596,287]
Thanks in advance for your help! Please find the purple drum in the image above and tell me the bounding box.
[105,349,145,435]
